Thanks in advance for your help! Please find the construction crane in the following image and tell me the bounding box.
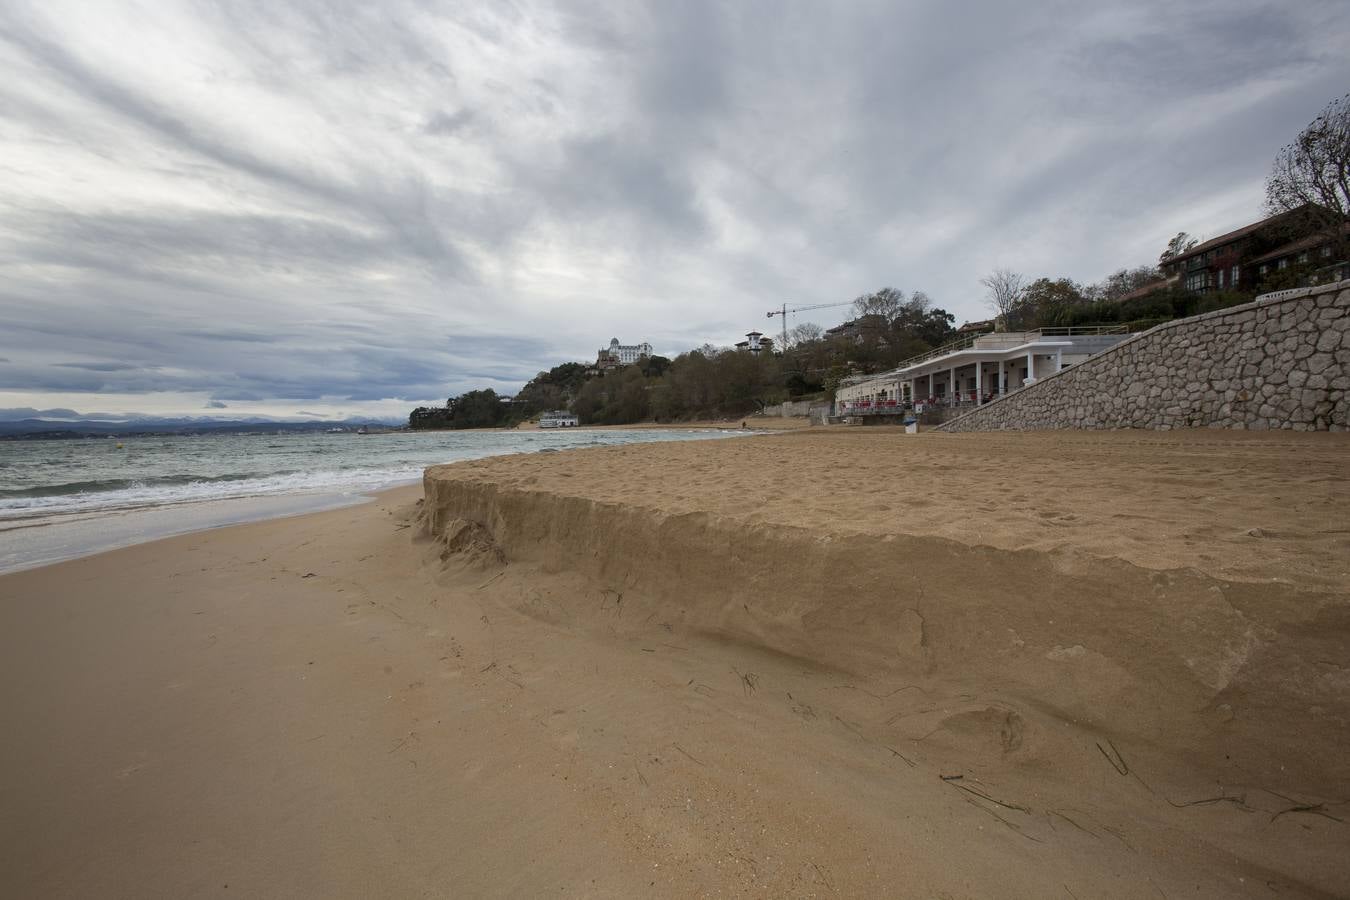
[766,300,855,350]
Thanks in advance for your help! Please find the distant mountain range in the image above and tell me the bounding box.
[0,409,406,439]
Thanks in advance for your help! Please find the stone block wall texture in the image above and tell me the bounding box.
[763,399,815,418]
[939,280,1350,432]
[763,399,833,419]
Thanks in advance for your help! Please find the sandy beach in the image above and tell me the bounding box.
[3,429,1348,898]
[511,415,813,431]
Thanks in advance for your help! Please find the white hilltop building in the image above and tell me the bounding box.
[596,337,653,368]
[733,331,774,353]
[835,327,1130,415]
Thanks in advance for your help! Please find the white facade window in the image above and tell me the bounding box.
[1298,252,1309,263]
[1231,265,1239,285]
[1322,245,1333,257]
[1259,264,1268,274]
[1278,258,1289,270]
[598,338,653,365]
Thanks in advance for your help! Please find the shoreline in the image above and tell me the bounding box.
[416,415,812,433]
[4,429,1347,897]
[0,485,405,576]
[1,427,762,575]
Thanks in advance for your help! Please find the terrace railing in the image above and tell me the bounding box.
[836,324,1130,388]
[1033,325,1128,336]
[891,325,1126,371]
[892,331,989,371]
[837,391,992,416]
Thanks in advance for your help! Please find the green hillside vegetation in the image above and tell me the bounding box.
[1009,271,1255,332]
[409,288,964,428]
[407,253,1288,431]
[408,389,510,430]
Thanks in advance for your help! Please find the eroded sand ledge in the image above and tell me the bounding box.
[422,428,1350,892]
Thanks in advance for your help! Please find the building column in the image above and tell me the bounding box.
[1025,351,1034,384]
[976,363,983,405]
[949,366,957,404]
[998,359,1006,395]
[1055,348,1063,373]
[928,372,934,400]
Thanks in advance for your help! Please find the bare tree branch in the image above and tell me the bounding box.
[980,268,1025,329]
[1266,92,1350,262]
[1158,232,1197,266]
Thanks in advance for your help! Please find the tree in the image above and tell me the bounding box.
[1087,265,1163,303]
[446,389,506,429]
[513,362,590,416]
[905,291,933,313]
[783,368,824,397]
[980,269,1025,329]
[409,405,451,429]
[716,347,783,413]
[852,287,906,323]
[1266,92,1350,263]
[638,355,671,378]
[1158,232,1197,266]
[570,377,607,424]
[893,303,955,347]
[515,381,563,414]
[787,322,824,347]
[613,366,651,422]
[410,388,507,430]
[1020,277,1088,328]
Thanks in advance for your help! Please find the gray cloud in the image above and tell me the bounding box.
[52,362,141,371]
[423,108,476,135]
[1,9,471,276]
[1,0,1348,417]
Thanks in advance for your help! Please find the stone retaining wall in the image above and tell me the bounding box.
[761,399,815,418]
[761,399,832,421]
[938,280,1350,432]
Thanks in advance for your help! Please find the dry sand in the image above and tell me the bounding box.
[512,416,812,432]
[3,429,1348,898]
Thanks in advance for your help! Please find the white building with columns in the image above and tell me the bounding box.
[835,327,1128,415]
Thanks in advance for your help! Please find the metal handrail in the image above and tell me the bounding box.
[893,331,990,370]
[1121,317,1171,332]
[1034,325,1128,336]
[892,325,1125,369]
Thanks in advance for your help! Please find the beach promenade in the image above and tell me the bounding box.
[2,430,1347,898]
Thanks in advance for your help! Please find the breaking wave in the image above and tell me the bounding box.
[0,465,425,520]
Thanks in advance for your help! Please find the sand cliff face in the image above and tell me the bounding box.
[421,432,1350,803]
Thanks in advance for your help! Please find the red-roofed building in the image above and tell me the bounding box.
[1247,222,1350,285]
[1160,204,1346,293]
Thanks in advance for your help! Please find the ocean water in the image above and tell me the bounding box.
[0,428,747,572]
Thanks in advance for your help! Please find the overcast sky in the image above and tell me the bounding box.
[2,1,1347,420]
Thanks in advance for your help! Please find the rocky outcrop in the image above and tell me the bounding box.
[940,280,1350,432]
